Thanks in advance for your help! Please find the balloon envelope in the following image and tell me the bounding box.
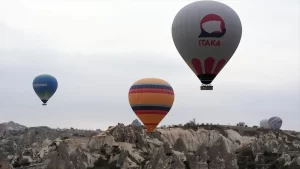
[128,78,175,132]
[259,119,271,129]
[268,117,282,130]
[172,0,242,86]
[33,74,58,105]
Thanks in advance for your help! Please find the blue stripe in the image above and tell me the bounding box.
[131,105,171,111]
[130,84,173,90]
[269,117,282,124]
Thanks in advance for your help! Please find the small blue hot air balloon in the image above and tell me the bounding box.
[32,74,58,106]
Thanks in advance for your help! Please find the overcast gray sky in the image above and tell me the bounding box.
[0,0,299,131]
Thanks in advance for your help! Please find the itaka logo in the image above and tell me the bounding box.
[198,14,226,46]
[33,83,48,87]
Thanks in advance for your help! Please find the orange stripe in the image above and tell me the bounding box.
[137,114,166,124]
[128,93,174,105]
[145,125,157,132]
[135,110,168,115]
[144,123,159,125]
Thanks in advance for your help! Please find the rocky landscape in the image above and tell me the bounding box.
[0,120,300,169]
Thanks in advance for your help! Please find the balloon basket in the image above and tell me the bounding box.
[145,130,156,136]
[201,85,213,90]
[42,103,47,106]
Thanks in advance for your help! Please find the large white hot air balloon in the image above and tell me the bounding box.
[259,119,271,129]
[268,116,282,130]
[172,0,242,90]
[259,117,283,130]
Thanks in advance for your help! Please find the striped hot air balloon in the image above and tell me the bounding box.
[128,78,175,132]
[268,116,282,130]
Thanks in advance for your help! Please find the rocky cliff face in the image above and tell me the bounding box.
[0,122,299,169]
[0,121,27,131]
[131,120,142,127]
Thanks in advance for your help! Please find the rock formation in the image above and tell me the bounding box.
[0,121,299,169]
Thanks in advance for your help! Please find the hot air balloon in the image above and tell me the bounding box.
[172,1,242,90]
[268,116,282,130]
[128,78,175,132]
[259,119,271,129]
[259,117,283,130]
[32,74,58,106]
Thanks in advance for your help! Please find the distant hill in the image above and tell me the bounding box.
[131,119,142,126]
[0,121,27,131]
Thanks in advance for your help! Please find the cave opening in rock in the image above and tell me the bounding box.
[207,160,211,169]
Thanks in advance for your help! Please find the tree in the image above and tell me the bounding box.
[172,124,178,128]
[183,119,198,131]
[237,122,246,127]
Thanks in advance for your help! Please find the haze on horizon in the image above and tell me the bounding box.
[0,0,299,131]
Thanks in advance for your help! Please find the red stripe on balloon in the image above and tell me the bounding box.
[213,59,226,75]
[192,58,203,75]
[204,57,215,74]
[129,89,174,95]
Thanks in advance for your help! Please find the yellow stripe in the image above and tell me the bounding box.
[134,78,170,85]
[137,114,166,124]
[129,93,174,106]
